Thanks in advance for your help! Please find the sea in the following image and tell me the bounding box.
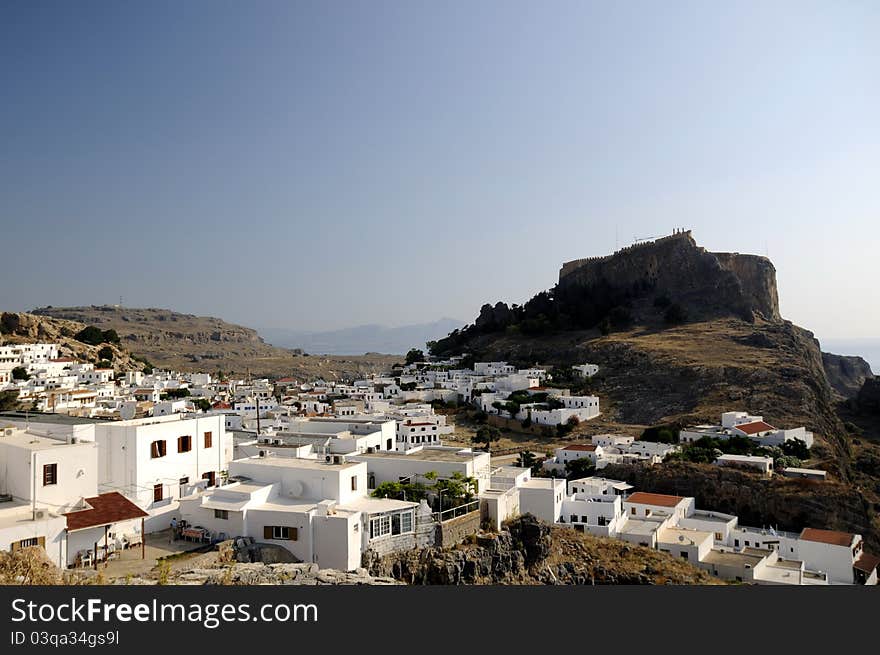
[820,338,880,375]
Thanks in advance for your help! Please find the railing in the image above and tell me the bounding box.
[432,500,480,523]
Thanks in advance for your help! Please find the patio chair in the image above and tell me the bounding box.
[78,550,93,568]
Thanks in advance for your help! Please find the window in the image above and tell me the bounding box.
[598,516,607,526]
[177,435,192,453]
[204,431,212,448]
[153,484,163,503]
[12,536,44,551]
[630,507,636,515]
[734,539,740,548]
[370,514,391,539]
[202,471,216,487]
[42,463,57,486]
[570,514,577,523]
[715,532,723,541]
[680,551,689,559]
[264,526,297,541]
[214,509,229,520]
[150,440,166,458]
[351,475,358,491]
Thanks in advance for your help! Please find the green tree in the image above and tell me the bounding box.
[0,390,20,411]
[565,458,596,480]
[97,346,114,361]
[664,303,688,325]
[11,367,29,381]
[74,325,105,345]
[405,348,425,365]
[193,398,212,412]
[162,388,191,399]
[780,438,810,460]
[472,424,502,452]
[515,450,536,469]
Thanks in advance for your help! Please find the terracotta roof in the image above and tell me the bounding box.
[563,444,597,452]
[64,492,148,532]
[800,527,856,547]
[734,421,776,435]
[276,377,297,383]
[853,553,880,574]
[212,401,232,409]
[405,422,435,427]
[626,491,685,507]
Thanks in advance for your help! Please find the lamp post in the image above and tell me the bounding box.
[438,488,445,521]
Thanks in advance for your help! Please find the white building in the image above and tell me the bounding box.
[179,454,435,571]
[350,446,492,494]
[572,364,599,378]
[715,454,774,476]
[680,411,814,449]
[93,414,231,530]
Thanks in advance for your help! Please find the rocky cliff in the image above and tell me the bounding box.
[558,231,780,322]
[823,352,875,399]
[364,515,720,585]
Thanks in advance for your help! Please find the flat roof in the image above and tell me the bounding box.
[0,430,93,452]
[619,518,664,537]
[658,527,713,545]
[0,501,62,530]
[702,550,765,566]
[340,497,419,513]
[0,411,97,425]
[235,455,362,471]
[352,448,485,463]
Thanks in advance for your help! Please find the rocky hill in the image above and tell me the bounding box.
[29,306,398,379]
[822,352,874,399]
[429,232,880,544]
[558,230,780,322]
[365,514,721,585]
[0,312,141,371]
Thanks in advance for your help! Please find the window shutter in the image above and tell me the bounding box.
[37,536,45,548]
[11,540,21,552]
[290,527,298,541]
[264,526,273,540]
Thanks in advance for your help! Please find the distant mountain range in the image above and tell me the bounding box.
[259,318,465,355]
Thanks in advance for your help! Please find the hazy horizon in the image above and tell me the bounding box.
[2,2,878,342]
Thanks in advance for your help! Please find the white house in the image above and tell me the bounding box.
[572,364,599,378]
[715,454,774,476]
[93,414,231,530]
[680,411,814,449]
[349,446,492,494]
[179,454,436,571]
[0,426,98,514]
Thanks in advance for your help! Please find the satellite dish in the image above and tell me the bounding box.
[289,480,304,497]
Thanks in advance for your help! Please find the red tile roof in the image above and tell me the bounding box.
[853,553,880,574]
[734,421,776,435]
[626,491,685,507]
[800,527,856,547]
[212,401,232,409]
[64,492,148,532]
[563,444,597,452]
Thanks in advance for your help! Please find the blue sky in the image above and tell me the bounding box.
[1,1,878,344]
